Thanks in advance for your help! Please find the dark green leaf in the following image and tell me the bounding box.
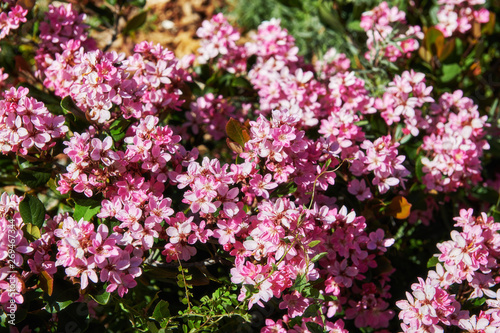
[306,322,325,333]
[153,300,170,322]
[427,256,440,268]
[19,194,45,228]
[472,187,500,205]
[415,156,424,182]
[109,118,132,142]
[57,303,89,333]
[61,96,86,119]
[276,0,302,8]
[70,191,103,208]
[128,0,147,7]
[123,11,148,35]
[318,0,342,31]
[290,274,309,293]
[74,203,101,221]
[231,76,252,89]
[303,303,321,318]
[90,291,111,305]
[43,278,80,303]
[246,54,257,72]
[17,167,52,188]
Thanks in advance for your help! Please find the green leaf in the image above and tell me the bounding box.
[23,223,41,241]
[440,63,461,83]
[61,96,86,118]
[305,322,325,333]
[90,291,111,305]
[109,117,132,142]
[308,240,321,248]
[469,297,486,307]
[415,156,424,182]
[311,252,328,263]
[291,274,309,293]
[148,322,160,333]
[153,300,170,323]
[74,203,101,221]
[318,0,342,31]
[347,20,364,32]
[19,194,45,228]
[123,11,148,35]
[427,256,440,268]
[231,76,252,89]
[70,191,103,208]
[17,167,52,188]
[472,186,500,205]
[303,303,321,318]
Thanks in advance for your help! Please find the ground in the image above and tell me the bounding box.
[91,0,225,57]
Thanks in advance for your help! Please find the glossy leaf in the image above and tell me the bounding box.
[61,95,85,118]
[17,167,52,188]
[74,203,101,221]
[90,291,111,305]
[226,118,250,147]
[19,194,46,228]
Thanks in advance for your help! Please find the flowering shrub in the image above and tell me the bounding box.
[0,0,499,332]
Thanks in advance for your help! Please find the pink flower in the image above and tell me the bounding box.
[249,174,278,199]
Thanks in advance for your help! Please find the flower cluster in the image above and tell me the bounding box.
[42,37,190,123]
[0,1,497,332]
[374,70,434,136]
[55,216,143,297]
[0,87,68,155]
[435,0,490,37]
[421,90,489,192]
[397,209,500,332]
[360,1,423,62]
[185,93,243,141]
[0,4,27,51]
[196,12,247,74]
[36,3,96,73]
